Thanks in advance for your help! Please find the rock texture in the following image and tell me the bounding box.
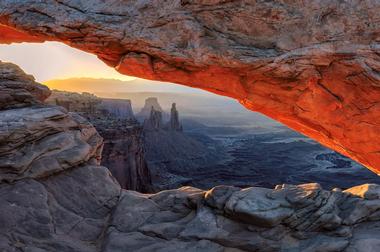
[0,61,121,252]
[1,1,380,174]
[46,90,101,113]
[104,183,380,252]
[1,61,380,251]
[47,90,152,192]
[92,117,152,193]
[0,61,50,110]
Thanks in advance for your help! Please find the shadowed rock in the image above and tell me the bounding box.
[168,103,182,131]
[143,106,163,131]
[46,90,152,192]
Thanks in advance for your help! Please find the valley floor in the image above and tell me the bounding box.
[162,126,380,190]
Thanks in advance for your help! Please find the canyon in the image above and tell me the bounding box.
[1,60,380,252]
[46,88,380,192]
[47,90,225,192]
[46,90,152,192]
[1,1,380,251]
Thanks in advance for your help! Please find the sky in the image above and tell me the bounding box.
[0,42,137,82]
[0,41,206,93]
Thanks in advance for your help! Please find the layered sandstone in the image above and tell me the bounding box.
[47,90,152,192]
[1,61,380,251]
[1,1,379,173]
[46,90,101,113]
[91,117,152,192]
[105,183,380,252]
[0,61,121,251]
[99,99,135,119]
[0,61,50,109]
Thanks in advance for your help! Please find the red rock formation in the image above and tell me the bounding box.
[1,1,380,173]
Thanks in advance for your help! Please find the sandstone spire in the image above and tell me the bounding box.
[169,103,182,131]
[143,106,163,131]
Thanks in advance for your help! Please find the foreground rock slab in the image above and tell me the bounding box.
[104,184,380,252]
[1,1,380,174]
[0,61,121,251]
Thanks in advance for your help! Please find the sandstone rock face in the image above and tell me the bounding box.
[0,105,103,182]
[93,118,152,193]
[46,90,101,113]
[0,61,50,110]
[0,62,121,251]
[1,1,380,173]
[99,98,135,119]
[46,90,152,192]
[104,184,380,252]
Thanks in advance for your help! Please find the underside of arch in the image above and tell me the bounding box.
[0,0,380,174]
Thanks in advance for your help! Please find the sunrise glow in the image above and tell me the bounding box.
[0,42,136,82]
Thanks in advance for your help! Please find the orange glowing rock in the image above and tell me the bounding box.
[0,1,380,174]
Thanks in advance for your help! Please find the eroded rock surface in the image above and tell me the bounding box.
[104,183,380,252]
[46,90,101,113]
[0,62,121,251]
[0,1,380,173]
[0,61,50,110]
[46,90,152,192]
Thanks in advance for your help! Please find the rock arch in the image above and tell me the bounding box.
[1,0,380,173]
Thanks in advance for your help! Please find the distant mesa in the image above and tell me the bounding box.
[136,97,164,120]
[45,90,101,113]
[46,90,135,120]
[99,99,135,120]
[142,98,183,132]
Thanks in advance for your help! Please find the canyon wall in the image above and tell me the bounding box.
[141,99,222,190]
[46,91,152,192]
[46,90,101,113]
[99,98,135,119]
[92,117,152,193]
[0,1,380,174]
